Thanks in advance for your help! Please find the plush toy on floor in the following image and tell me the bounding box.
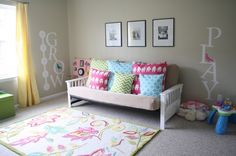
[178,100,210,121]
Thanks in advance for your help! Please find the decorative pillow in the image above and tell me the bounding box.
[107,60,132,90]
[110,73,135,94]
[88,68,110,90]
[132,75,140,95]
[90,58,108,70]
[86,58,108,87]
[131,62,167,94]
[139,74,164,97]
[132,62,167,75]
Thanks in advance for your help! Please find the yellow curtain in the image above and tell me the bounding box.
[16,3,40,107]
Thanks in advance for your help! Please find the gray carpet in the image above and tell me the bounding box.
[1,95,236,156]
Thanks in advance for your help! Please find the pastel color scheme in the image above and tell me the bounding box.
[139,74,164,97]
[110,73,135,94]
[86,58,108,86]
[132,62,167,94]
[0,107,158,156]
[88,68,110,91]
[107,60,132,90]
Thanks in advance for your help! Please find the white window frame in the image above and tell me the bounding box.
[0,3,17,81]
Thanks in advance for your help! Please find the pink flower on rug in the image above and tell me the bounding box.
[10,132,47,146]
[63,127,99,141]
[89,148,112,156]
[123,131,137,135]
[57,144,65,150]
[142,131,156,136]
[47,145,54,152]
[27,114,60,127]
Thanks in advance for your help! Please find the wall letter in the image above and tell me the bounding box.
[207,27,222,47]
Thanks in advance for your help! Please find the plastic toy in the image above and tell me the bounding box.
[220,98,232,111]
[208,97,236,135]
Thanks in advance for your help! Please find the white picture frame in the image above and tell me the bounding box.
[127,20,146,47]
[153,18,175,47]
[105,22,122,47]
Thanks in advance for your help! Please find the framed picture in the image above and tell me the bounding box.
[152,18,175,47]
[105,22,122,47]
[127,20,146,47]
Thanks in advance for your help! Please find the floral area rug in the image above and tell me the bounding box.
[0,107,159,156]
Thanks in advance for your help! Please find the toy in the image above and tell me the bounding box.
[178,100,210,121]
[220,98,233,111]
[208,97,236,135]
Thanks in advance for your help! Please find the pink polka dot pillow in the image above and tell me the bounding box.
[131,62,168,94]
[88,68,110,91]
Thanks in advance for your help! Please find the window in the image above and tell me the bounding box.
[0,4,17,80]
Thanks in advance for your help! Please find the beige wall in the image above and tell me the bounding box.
[67,0,236,103]
[29,0,69,98]
[0,0,235,105]
[0,0,69,103]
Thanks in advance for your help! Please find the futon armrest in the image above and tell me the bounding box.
[159,84,183,130]
[160,84,183,98]
[65,76,88,88]
[160,84,183,106]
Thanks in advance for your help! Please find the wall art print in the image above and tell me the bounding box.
[152,18,175,47]
[127,20,146,47]
[39,31,65,91]
[72,58,91,78]
[105,22,122,47]
[200,27,222,100]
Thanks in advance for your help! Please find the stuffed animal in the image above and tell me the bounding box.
[178,101,210,121]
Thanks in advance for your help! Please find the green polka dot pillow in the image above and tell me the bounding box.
[110,73,135,94]
[139,74,164,97]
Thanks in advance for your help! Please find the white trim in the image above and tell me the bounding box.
[0,76,17,83]
[40,91,66,103]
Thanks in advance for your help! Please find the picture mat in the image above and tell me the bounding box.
[128,21,146,47]
[153,19,174,46]
[105,23,121,46]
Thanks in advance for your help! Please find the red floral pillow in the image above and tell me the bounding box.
[131,62,167,94]
[88,68,110,91]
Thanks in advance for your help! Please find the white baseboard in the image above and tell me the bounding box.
[13,91,67,109]
[40,91,67,103]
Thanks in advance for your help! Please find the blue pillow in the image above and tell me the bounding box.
[139,74,164,97]
[107,60,132,90]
